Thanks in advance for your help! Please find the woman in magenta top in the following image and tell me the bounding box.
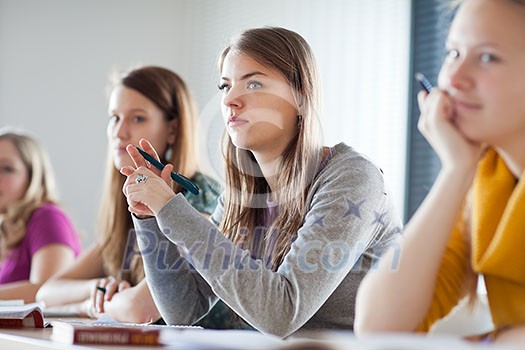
[0,129,81,302]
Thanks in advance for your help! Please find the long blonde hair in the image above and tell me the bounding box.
[98,66,199,284]
[0,129,58,260]
[218,27,324,270]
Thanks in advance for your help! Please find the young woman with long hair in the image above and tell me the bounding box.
[121,28,401,337]
[37,66,234,326]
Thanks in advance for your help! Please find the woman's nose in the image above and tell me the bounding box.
[440,59,474,92]
[222,85,244,110]
[112,119,129,140]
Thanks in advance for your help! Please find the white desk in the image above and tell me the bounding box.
[0,324,521,350]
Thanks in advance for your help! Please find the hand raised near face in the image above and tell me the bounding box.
[417,89,485,173]
[120,139,175,217]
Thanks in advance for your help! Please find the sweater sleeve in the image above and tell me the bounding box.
[133,215,219,325]
[417,220,471,332]
[148,153,398,337]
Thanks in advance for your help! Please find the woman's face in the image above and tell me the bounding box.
[0,139,29,213]
[219,52,300,161]
[438,0,525,147]
[107,85,177,169]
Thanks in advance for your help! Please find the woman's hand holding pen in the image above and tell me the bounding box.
[417,88,484,173]
[120,139,176,216]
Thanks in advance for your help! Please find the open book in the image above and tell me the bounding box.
[0,302,46,328]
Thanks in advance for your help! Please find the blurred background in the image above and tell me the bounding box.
[0,0,450,246]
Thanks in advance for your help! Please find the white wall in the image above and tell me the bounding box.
[0,0,409,246]
[0,0,191,244]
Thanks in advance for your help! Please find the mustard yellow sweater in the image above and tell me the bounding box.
[418,149,525,331]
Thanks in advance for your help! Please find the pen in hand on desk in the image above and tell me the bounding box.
[134,146,200,195]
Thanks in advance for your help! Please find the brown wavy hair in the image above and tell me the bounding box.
[98,66,198,285]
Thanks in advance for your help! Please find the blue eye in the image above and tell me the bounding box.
[247,81,262,89]
[480,52,498,63]
[132,116,146,123]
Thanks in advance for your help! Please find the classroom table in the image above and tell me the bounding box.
[0,319,520,350]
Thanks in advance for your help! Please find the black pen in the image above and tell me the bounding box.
[415,72,433,93]
[134,146,200,195]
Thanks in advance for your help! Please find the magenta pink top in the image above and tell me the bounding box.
[0,203,81,284]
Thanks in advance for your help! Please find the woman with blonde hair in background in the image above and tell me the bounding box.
[0,129,80,302]
[37,66,240,328]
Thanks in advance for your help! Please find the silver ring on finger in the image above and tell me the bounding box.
[136,173,148,184]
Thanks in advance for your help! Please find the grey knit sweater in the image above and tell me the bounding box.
[134,143,402,338]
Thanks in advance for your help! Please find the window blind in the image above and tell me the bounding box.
[405,0,455,221]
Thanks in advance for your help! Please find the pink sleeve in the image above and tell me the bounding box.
[25,204,81,257]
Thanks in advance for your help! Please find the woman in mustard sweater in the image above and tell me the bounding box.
[355,0,525,344]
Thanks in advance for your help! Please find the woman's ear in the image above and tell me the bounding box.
[166,118,179,145]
